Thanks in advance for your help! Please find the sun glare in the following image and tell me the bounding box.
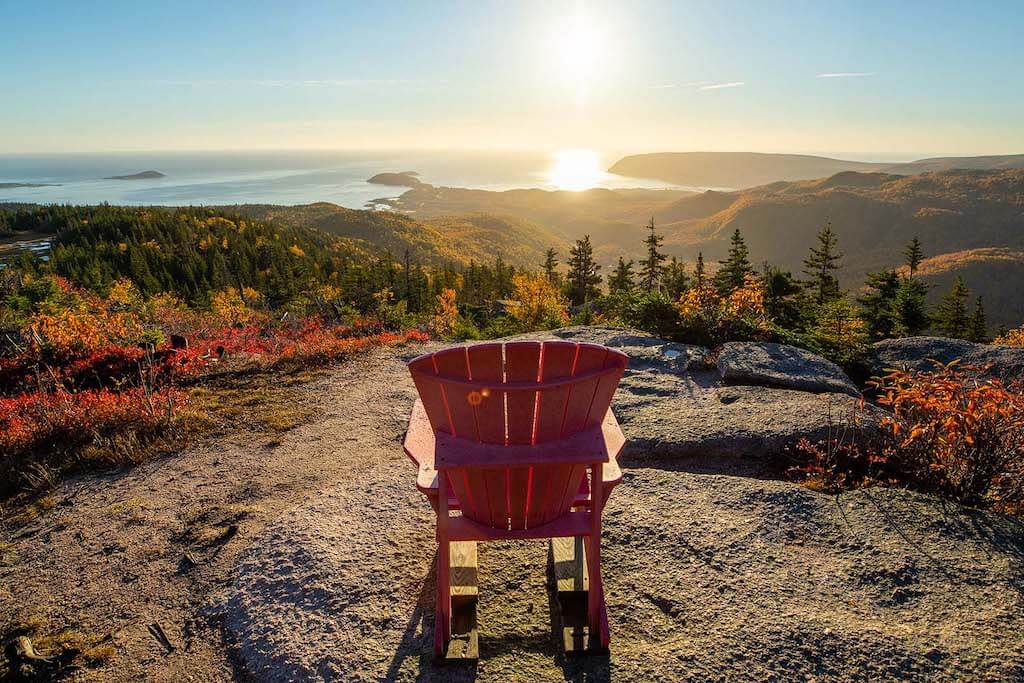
[555,12,602,83]
[547,148,603,191]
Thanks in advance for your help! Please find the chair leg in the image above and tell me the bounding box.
[584,534,610,649]
[435,537,451,657]
[435,472,451,658]
[587,461,610,649]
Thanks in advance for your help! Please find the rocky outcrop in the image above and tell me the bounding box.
[514,327,876,460]
[872,336,1024,382]
[716,342,860,397]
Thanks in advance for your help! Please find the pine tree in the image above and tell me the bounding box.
[904,236,924,277]
[713,228,753,295]
[565,235,602,306]
[857,269,900,340]
[694,252,707,289]
[542,248,559,283]
[934,276,970,339]
[608,257,635,293]
[761,264,803,328]
[639,217,666,291]
[968,296,987,342]
[893,277,930,336]
[802,222,843,305]
[662,256,690,300]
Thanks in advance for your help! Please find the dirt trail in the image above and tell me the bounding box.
[3,342,1024,682]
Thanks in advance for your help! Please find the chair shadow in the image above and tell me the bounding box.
[383,547,612,682]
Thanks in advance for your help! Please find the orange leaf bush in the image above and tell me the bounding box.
[790,362,1024,515]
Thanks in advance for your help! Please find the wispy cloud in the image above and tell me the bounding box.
[650,80,713,90]
[143,78,426,87]
[698,81,745,90]
[815,72,873,79]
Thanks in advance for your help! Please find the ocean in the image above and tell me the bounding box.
[0,150,676,208]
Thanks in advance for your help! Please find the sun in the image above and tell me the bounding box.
[555,10,602,83]
[547,148,603,191]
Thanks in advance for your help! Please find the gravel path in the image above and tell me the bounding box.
[4,339,1024,681]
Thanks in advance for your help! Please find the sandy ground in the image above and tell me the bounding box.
[3,342,1024,681]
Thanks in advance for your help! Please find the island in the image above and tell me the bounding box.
[0,182,60,188]
[103,170,166,180]
[367,171,423,188]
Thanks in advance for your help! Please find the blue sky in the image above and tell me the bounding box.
[3,0,1023,157]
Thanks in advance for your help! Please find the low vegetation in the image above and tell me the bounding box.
[791,362,1024,516]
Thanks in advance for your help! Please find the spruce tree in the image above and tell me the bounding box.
[662,256,690,300]
[639,217,666,291]
[904,236,924,277]
[934,276,970,338]
[608,257,635,293]
[694,252,707,289]
[968,296,987,342]
[761,264,804,328]
[713,228,753,295]
[857,269,900,340]
[802,222,843,305]
[565,235,602,306]
[542,248,559,283]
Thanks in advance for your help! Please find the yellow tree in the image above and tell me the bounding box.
[508,273,569,331]
[430,288,459,338]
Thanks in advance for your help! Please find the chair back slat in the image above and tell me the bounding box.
[587,348,628,427]
[433,347,478,440]
[467,343,505,444]
[561,344,607,435]
[409,354,451,433]
[528,462,587,527]
[535,341,577,443]
[504,342,541,445]
[507,466,531,530]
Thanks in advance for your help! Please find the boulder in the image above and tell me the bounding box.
[872,336,1024,383]
[716,342,861,397]
[506,328,877,460]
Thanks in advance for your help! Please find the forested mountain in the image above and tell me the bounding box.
[609,151,1024,189]
[226,202,562,268]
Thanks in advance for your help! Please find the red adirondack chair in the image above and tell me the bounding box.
[403,340,629,657]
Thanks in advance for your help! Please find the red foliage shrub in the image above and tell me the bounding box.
[790,361,1024,515]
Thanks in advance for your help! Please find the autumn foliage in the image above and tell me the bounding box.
[791,362,1024,515]
[0,275,428,496]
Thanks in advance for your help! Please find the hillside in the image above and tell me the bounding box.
[609,151,1024,189]
[652,169,1024,325]
[378,185,692,263]
[228,202,561,268]
[608,152,888,188]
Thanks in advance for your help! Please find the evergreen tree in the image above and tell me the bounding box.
[662,257,690,300]
[802,222,843,305]
[542,248,559,283]
[565,235,602,306]
[761,264,804,329]
[857,269,900,340]
[713,228,753,295]
[904,236,924,277]
[694,252,707,289]
[933,276,971,338]
[639,217,666,291]
[893,277,930,336]
[608,257,636,293]
[968,296,988,342]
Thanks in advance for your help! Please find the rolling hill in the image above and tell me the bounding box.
[609,151,1024,189]
[225,202,564,268]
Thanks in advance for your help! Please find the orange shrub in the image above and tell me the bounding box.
[871,362,1024,512]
